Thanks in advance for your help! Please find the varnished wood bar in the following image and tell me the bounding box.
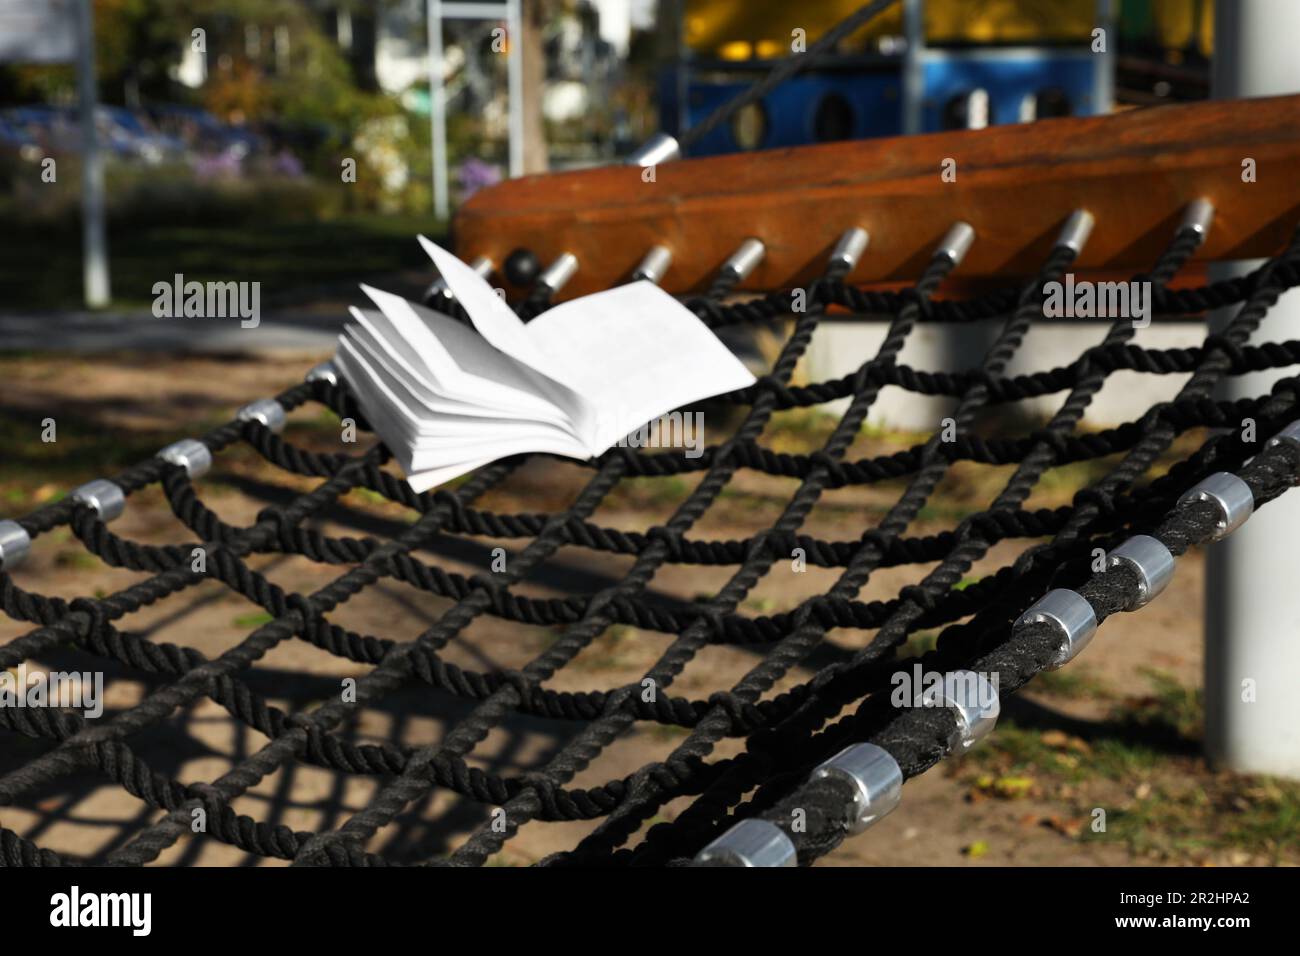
[454,94,1300,300]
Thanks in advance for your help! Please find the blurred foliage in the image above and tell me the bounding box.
[0,0,410,180]
[0,0,655,217]
[0,200,439,310]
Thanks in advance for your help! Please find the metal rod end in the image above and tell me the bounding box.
[631,245,673,285]
[71,479,126,523]
[1179,198,1215,243]
[1056,209,1095,256]
[693,819,797,867]
[237,398,287,434]
[1016,588,1098,669]
[538,252,579,294]
[305,361,340,387]
[723,238,766,282]
[158,438,214,479]
[0,520,31,570]
[626,133,680,168]
[935,222,976,267]
[829,227,870,272]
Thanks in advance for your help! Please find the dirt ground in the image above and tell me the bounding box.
[1,351,1296,867]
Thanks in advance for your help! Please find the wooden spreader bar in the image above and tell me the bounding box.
[454,94,1300,301]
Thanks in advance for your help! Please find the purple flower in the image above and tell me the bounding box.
[458,157,502,199]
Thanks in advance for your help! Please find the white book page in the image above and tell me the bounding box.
[356,239,756,489]
[418,236,602,439]
[336,337,591,460]
[345,318,522,425]
[408,432,596,472]
[360,285,578,428]
[420,239,754,451]
[346,312,587,452]
[418,236,551,372]
[522,281,756,451]
[339,334,476,438]
[334,338,457,448]
[406,457,499,493]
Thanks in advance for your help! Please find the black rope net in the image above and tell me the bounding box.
[3,202,1300,866]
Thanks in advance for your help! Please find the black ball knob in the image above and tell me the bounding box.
[504,248,541,286]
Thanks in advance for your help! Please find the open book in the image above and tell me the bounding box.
[333,237,756,491]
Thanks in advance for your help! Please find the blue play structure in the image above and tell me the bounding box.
[660,3,1112,156]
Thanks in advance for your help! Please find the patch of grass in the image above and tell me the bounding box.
[857,420,929,445]
[900,630,938,657]
[54,550,102,571]
[1029,667,1113,701]
[974,670,1194,783]
[969,720,1083,778]
[0,213,441,310]
[1084,776,1300,863]
[0,405,173,492]
[1119,667,1203,741]
[607,476,689,509]
[1035,458,1118,498]
[1084,736,1170,779]
[2,487,30,506]
[232,611,275,630]
[761,408,840,454]
[572,624,637,672]
[960,669,1299,862]
[647,723,690,742]
[1219,779,1300,859]
[351,487,390,507]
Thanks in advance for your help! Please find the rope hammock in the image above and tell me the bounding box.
[3,0,1300,867]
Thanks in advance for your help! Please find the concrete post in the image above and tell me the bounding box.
[1204,0,1300,778]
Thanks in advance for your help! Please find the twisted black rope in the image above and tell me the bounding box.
[562,230,1108,864]
[3,218,1300,866]
[597,222,1217,864]
[641,223,1300,867]
[3,0,1298,871]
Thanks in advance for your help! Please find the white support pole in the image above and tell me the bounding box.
[1205,0,1300,778]
[427,0,450,221]
[900,0,924,136]
[429,0,520,217]
[74,0,109,307]
[1092,0,1116,115]
[505,0,524,178]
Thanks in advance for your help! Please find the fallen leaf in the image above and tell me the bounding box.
[1042,815,1086,838]
[988,775,1034,799]
[33,483,60,503]
[1041,729,1092,753]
